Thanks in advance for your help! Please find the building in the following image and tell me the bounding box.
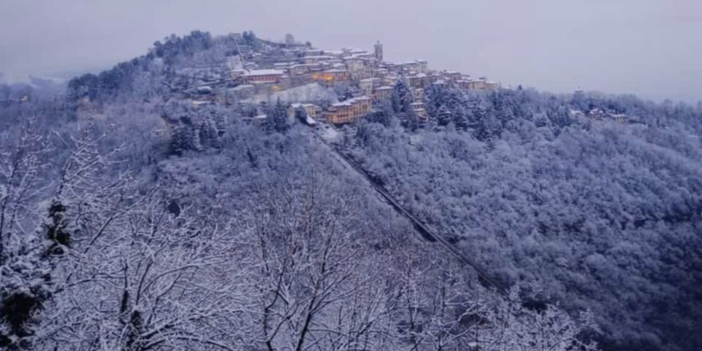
[312,69,350,84]
[411,102,428,120]
[485,81,501,90]
[359,78,381,96]
[345,58,366,72]
[611,114,628,123]
[374,41,384,62]
[374,68,389,79]
[442,70,462,82]
[243,69,285,84]
[288,63,323,76]
[325,96,372,124]
[303,55,334,64]
[401,60,429,74]
[304,49,325,56]
[288,103,322,121]
[273,62,293,71]
[456,77,500,91]
[230,69,248,80]
[456,79,473,90]
[252,114,268,127]
[412,88,425,102]
[588,108,606,120]
[468,77,500,90]
[383,73,400,87]
[374,86,393,101]
[568,109,586,119]
[408,73,430,89]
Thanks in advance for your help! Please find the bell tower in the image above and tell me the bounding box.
[374,41,384,63]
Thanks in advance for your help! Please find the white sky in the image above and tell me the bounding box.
[1,0,701,102]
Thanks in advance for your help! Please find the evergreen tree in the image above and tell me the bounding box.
[437,105,452,127]
[452,104,469,131]
[169,124,202,155]
[391,79,412,114]
[0,235,52,350]
[405,106,420,132]
[266,100,290,134]
[294,106,308,124]
[1,199,73,350]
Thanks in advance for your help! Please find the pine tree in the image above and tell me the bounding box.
[1,198,74,350]
[437,105,452,126]
[405,106,420,132]
[453,104,469,131]
[168,125,188,156]
[391,79,411,114]
[294,106,308,124]
[0,234,52,350]
[266,100,290,134]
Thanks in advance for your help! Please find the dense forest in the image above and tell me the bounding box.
[350,84,702,351]
[1,31,700,351]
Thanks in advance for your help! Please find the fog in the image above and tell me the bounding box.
[1,0,701,102]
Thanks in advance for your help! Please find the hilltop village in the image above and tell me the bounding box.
[12,32,630,127]
[182,33,502,126]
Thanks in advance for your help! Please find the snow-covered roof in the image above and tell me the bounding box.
[332,96,371,108]
[304,55,334,60]
[291,103,318,108]
[290,63,321,68]
[244,69,285,77]
[192,100,211,107]
[325,50,345,56]
[377,86,393,91]
[402,60,427,66]
[230,84,255,92]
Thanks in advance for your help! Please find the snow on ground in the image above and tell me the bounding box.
[318,123,342,143]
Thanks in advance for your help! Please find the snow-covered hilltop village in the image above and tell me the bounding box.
[173,32,503,126]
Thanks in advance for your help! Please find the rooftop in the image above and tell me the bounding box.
[244,69,285,76]
[331,96,371,107]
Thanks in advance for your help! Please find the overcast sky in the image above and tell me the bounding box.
[1,0,700,102]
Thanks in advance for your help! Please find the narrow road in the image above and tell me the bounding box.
[312,128,509,296]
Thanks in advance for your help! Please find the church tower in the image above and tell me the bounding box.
[374,41,384,63]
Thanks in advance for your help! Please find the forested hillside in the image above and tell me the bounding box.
[349,85,702,351]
